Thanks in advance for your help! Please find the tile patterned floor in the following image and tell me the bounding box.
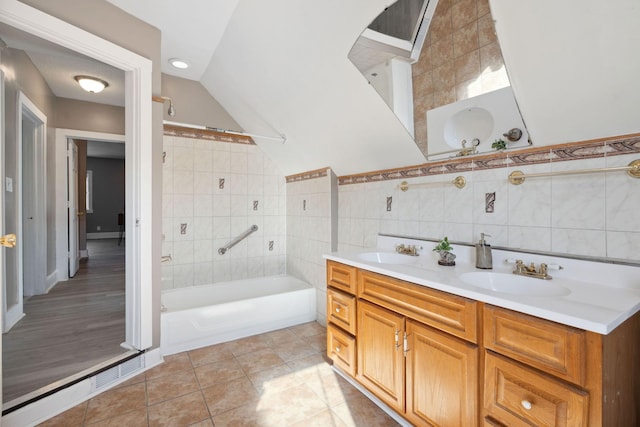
[38,322,400,426]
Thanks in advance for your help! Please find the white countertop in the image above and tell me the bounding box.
[324,236,640,335]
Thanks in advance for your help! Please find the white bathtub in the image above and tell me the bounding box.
[160,275,316,355]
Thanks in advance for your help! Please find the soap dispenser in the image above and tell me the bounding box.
[475,233,493,269]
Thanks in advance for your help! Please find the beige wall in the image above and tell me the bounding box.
[55,98,125,134]
[161,74,241,130]
[412,0,509,154]
[1,47,57,305]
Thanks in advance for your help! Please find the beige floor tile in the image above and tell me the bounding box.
[247,363,302,394]
[146,368,199,405]
[84,382,147,424]
[188,342,235,367]
[290,408,350,427]
[287,353,335,380]
[37,402,87,426]
[86,407,148,426]
[261,327,297,344]
[145,352,192,381]
[213,383,328,426]
[332,394,401,427]
[194,357,245,389]
[305,372,363,407]
[303,331,327,352]
[225,334,272,357]
[270,338,319,362]
[202,376,259,416]
[256,383,329,424]
[288,321,325,338]
[188,420,214,427]
[147,391,210,427]
[235,347,285,374]
[112,371,147,390]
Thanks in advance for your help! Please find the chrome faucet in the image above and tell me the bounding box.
[395,244,420,256]
[513,260,552,280]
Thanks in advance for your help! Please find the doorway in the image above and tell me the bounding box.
[1,0,154,414]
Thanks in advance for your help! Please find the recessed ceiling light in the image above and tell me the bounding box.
[169,58,189,69]
[74,75,109,93]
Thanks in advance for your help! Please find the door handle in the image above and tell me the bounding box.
[77,211,85,216]
[0,233,16,248]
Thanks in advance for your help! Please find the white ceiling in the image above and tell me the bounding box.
[104,0,426,176]
[0,22,125,107]
[106,0,240,81]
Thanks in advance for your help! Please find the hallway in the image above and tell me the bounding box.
[3,239,128,404]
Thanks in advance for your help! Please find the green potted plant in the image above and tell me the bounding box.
[433,236,456,266]
[491,138,507,151]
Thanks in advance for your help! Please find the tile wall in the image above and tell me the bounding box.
[286,169,336,325]
[338,152,640,262]
[162,135,287,290]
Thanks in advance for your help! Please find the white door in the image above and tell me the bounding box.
[67,140,80,277]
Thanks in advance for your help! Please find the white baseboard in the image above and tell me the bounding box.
[45,272,58,293]
[80,249,89,258]
[2,349,163,427]
[86,232,121,239]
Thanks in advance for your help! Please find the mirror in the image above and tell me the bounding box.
[0,20,130,406]
[348,0,532,160]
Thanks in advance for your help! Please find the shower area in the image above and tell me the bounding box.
[160,127,335,353]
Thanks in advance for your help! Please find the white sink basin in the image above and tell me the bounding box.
[459,272,571,297]
[358,252,418,265]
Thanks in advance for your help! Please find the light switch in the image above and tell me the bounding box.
[5,177,12,192]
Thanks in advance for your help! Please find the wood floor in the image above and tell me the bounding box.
[2,239,128,404]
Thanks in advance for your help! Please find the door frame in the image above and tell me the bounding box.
[1,0,154,351]
[17,91,47,299]
[55,131,126,283]
[67,139,80,278]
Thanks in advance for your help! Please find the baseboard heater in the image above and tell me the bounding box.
[2,350,145,416]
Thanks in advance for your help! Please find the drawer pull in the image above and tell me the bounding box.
[335,306,341,313]
[521,400,532,411]
[335,346,341,353]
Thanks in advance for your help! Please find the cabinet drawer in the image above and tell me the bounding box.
[484,305,586,386]
[358,269,478,343]
[327,261,357,294]
[484,352,589,427]
[327,288,356,335]
[327,323,356,376]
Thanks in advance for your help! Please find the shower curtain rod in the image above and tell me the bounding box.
[163,120,286,143]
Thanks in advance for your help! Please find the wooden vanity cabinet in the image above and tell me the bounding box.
[483,304,640,427]
[356,269,479,426]
[326,260,640,426]
[326,261,358,376]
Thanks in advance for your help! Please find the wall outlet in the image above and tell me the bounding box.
[5,177,12,192]
[97,226,101,231]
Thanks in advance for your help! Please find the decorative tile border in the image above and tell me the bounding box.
[163,124,255,145]
[338,133,640,186]
[285,167,330,183]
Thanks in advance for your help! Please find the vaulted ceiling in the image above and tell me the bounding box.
[106,0,427,176]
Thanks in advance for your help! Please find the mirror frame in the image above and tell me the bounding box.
[0,0,153,350]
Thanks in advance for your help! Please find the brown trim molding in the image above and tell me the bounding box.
[286,167,330,183]
[163,124,255,145]
[338,133,640,186]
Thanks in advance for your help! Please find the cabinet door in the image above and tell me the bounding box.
[406,320,478,427]
[357,300,405,413]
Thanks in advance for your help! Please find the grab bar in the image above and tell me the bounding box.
[218,225,258,255]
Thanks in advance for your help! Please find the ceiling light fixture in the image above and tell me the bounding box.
[169,58,189,69]
[74,75,109,93]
